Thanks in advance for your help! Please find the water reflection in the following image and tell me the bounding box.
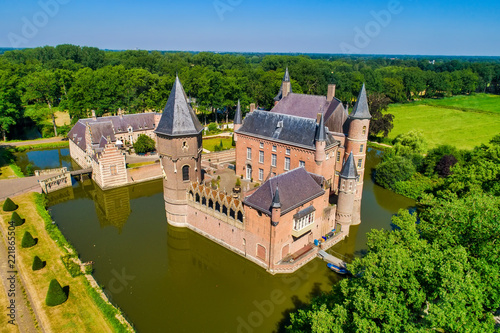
[15,148,77,174]
[47,148,415,332]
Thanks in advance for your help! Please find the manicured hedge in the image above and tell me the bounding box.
[32,255,45,271]
[3,198,18,211]
[45,279,68,306]
[21,231,37,248]
[11,212,25,226]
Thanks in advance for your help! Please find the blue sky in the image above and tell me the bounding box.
[1,0,499,56]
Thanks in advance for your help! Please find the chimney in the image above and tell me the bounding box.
[327,84,336,102]
[91,110,96,120]
[250,103,256,113]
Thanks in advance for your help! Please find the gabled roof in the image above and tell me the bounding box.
[236,110,338,150]
[234,100,242,125]
[155,76,203,137]
[244,168,325,216]
[340,152,358,179]
[349,84,371,120]
[274,67,293,101]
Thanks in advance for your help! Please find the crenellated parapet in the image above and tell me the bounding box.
[187,182,245,227]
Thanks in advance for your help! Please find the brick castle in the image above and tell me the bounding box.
[155,69,371,274]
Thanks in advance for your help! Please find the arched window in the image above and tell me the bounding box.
[182,165,190,181]
[222,205,228,216]
[195,193,200,203]
[362,126,367,135]
[208,199,214,209]
[215,202,221,212]
[230,208,235,219]
[201,197,207,206]
[237,211,243,223]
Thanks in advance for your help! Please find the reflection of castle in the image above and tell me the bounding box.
[157,71,370,274]
[92,186,131,233]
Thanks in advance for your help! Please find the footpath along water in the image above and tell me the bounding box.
[46,148,414,332]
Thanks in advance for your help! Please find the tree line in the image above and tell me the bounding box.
[1,44,500,140]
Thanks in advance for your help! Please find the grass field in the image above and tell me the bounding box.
[203,137,233,152]
[386,95,500,150]
[421,93,500,114]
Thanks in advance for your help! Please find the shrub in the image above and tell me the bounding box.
[375,156,416,190]
[393,130,428,155]
[3,198,18,211]
[21,231,37,248]
[133,134,156,154]
[235,177,241,187]
[32,256,45,271]
[208,123,218,132]
[61,255,82,277]
[11,212,25,226]
[45,279,68,306]
[231,134,236,146]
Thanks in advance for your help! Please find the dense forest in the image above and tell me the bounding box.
[1,44,500,140]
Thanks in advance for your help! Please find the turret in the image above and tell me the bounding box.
[233,100,243,133]
[271,186,281,227]
[155,75,203,226]
[274,67,292,105]
[314,113,327,165]
[335,152,358,232]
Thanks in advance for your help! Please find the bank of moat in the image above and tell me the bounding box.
[155,69,371,274]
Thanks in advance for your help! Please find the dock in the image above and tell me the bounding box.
[317,250,348,269]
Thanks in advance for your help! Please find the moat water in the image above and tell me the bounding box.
[34,148,413,332]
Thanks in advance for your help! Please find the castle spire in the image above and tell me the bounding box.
[340,152,358,179]
[315,113,326,142]
[271,186,281,208]
[274,67,293,102]
[234,99,242,125]
[155,76,203,136]
[349,84,371,120]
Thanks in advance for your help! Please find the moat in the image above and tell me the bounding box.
[37,147,413,332]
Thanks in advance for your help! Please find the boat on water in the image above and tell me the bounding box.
[327,263,350,275]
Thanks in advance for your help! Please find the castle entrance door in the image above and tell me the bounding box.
[246,164,252,180]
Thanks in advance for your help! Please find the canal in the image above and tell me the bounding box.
[40,148,414,332]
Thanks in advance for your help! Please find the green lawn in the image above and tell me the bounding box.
[386,102,500,150]
[203,137,233,152]
[421,93,500,114]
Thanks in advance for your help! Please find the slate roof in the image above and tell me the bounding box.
[349,84,371,120]
[340,152,359,179]
[234,100,242,125]
[67,112,159,151]
[271,186,281,208]
[315,113,326,142]
[274,68,293,101]
[155,76,203,137]
[244,168,325,216]
[236,110,338,150]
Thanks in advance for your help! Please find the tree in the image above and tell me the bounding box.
[374,155,416,189]
[133,134,156,154]
[21,231,36,248]
[3,198,18,211]
[21,70,59,136]
[45,279,68,306]
[435,154,458,177]
[392,130,428,155]
[367,92,394,137]
[288,210,496,332]
[0,70,22,141]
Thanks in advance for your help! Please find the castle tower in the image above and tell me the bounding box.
[273,67,292,104]
[269,186,281,272]
[314,113,327,175]
[233,99,242,142]
[155,76,203,227]
[344,84,371,224]
[335,152,358,232]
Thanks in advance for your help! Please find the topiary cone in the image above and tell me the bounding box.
[11,212,25,227]
[32,256,45,271]
[45,279,68,306]
[3,198,18,212]
[21,231,36,248]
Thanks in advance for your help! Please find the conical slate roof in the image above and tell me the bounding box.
[339,152,358,179]
[155,76,203,136]
[234,100,242,125]
[272,186,281,208]
[274,67,293,102]
[349,84,371,120]
[315,113,326,142]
